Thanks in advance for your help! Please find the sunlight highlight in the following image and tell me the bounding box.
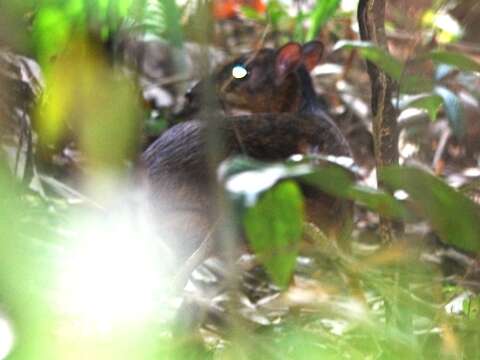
[0,315,14,360]
[56,210,175,332]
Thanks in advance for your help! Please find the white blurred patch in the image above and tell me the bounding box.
[232,65,248,79]
[445,291,473,315]
[55,195,178,333]
[464,167,480,178]
[400,142,419,159]
[340,0,359,13]
[326,155,355,168]
[0,313,14,360]
[394,190,409,200]
[224,164,311,206]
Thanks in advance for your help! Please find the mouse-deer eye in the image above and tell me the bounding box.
[231,64,248,79]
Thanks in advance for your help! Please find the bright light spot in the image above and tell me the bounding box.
[400,142,419,158]
[232,65,248,79]
[56,210,175,332]
[394,190,409,200]
[434,13,462,40]
[226,168,284,206]
[340,0,358,13]
[290,154,304,162]
[464,167,480,177]
[364,169,378,189]
[423,10,463,43]
[445,291,472,314]
[398,107,424,121]
[312,63,343,76]
[326,155,355,168]
[0,315,14,360]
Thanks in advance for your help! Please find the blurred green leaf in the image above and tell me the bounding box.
[302,165,408,219]
[400,93,443,121]
[333,40,403,80]
[244,181,304,288]
[434,86,464,136]
[31,0,142,65]
[428,50,480,73]
[38,40,141,172]
[33,6,72,64]
[333,41,439,94]
[306,0,341,41]
[266,0,289,27]
[383,166,480,252]
[399,74,435,94]
[349,185,408,219]
[240,6,265,21]
[223,156,407,219]
[160,0,183,47]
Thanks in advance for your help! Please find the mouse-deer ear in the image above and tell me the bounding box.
[301,41,324,71]
[274,42,302,85]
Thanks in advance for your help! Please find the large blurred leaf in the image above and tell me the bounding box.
[333,41,403,80]
[37,39,141,176]
[244,181,304,288]
[383,167,480,252]
[399,93,443,121]
[266,0,289,26]
[32,0,142,65]
[399,74,435,94]
[306,0,341,41]
[434,86,464,136]
[333,41,437,93]
[427,51,480,73]
[33,6,73,65]
[142,0,183,46]
[301,165,408,220]
[222,156,407,219]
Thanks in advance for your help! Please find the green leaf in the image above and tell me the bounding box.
[400,94,443,121]
[399,75,435,94]
[333,40,403,80]
[306,0,341,41]
[383,166,480,252]
[302,165,408,219]
[240,6,264,21]
[266,0,288,26]
[434,86,464,136]
[33,6,72,65]
[333,41,438,93]
[160,0,183,47]
[244,181,304,288]
[428,51,480,73]
[222,156,407,219]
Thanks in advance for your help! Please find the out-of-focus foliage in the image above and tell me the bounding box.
[37,39,141,176]
[141,0,183,46]
[422,9,463,43]
[1,0,480,359]
[30,0,146,65]
[244,181,304,288]
[222,156,407,221]
[334,40,480,136]
[383,166,480,252]
[306,0,341,41]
